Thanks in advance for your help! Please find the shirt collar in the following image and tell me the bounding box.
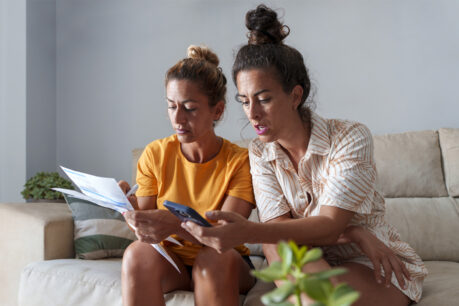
[307,112,331,156]
[259,111,330,162]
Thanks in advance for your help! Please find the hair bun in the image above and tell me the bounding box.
[187,45,219,66]
[245,4,289,45]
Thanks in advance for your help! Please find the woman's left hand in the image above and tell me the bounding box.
[181,210,251,253]
[340,226,411,289]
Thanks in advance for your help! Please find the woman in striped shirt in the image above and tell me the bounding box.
[183,4,427,305]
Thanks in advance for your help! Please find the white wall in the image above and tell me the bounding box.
[56,0,459,184]
[26,0,57,178]
[0,0,27,202]
[2,0,458,201]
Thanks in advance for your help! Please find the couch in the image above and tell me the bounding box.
[1,128,458,306]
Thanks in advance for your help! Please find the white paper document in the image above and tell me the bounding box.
[54,166,182,272]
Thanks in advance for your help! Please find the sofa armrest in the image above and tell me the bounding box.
[0,202,74,306]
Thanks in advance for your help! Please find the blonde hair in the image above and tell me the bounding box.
[165,45,227,111]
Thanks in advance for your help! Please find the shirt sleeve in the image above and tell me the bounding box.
[226,151,255,206]
[318,123,376,214]
[249,141,291,223]
[135,145,158,197]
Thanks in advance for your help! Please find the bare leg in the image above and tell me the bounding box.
[338,262,410,306]
[192,246,255,306]
[262,244,410,306]
[122,241,191,306]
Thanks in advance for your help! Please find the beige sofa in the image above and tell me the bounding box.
[1,128,458,306]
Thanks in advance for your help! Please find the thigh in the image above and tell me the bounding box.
[338,262,410,306]
[122,241,191,293]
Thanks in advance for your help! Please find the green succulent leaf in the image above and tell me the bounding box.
[262,301,294,306]
[252,240,359,306]
[278,241,293,272]
[330,283,360,306]
[301,247,323,266]
[312,268,348,280]
[251,261,286,282]
[299,278,333,303]
[261,281,296,305]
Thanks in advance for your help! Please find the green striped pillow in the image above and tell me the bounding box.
[64,195,137,259]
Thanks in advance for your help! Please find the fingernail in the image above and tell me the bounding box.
[377,279,381,284]
[386,284,391,288]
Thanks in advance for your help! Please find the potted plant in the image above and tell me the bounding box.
[21,171,74,202]
[252,241,360,306]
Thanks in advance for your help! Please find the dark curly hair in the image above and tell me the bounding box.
[233,4,313,124]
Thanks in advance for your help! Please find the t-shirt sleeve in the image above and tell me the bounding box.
[249,141,291,223]
[226,151,256,206]
[318,123,376,214]
[135,145,158,197]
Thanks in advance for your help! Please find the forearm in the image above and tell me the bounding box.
[249,215,343,245]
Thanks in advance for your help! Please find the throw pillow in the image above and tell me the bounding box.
[64,195,137,259]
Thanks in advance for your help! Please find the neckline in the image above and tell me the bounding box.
[177,136,226,167]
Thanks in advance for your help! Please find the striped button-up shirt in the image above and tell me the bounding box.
[248,112,427,302]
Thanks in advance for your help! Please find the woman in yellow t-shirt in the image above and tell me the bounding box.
[120,46,256,306]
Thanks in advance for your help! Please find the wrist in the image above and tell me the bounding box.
[345,225,364,244]
[155,210,181,235]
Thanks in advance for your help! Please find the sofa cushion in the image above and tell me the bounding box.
[18,259,124,306]
[439,128,459,197]
[385,197,459,261]
[65,195,137,259]
[416,261,459,306]
[18,257,266,306]
[373,130,448,198]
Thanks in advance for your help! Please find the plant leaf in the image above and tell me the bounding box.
[297,246,307,264]
[288,240,300,264]
[300,247,323,266]
[311,268,348,280]
[252,261,286,282]
[299,277,333,303]
[261,281,296,305]
[278,241,293,273]
[21,171,73,200]
[330,283,360,306]
[310,302,326,306]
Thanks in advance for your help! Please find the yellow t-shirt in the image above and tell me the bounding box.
[136,134,255,265]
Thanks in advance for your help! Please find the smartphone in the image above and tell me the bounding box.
[163,200,211,227]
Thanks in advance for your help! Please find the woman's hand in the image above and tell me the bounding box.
[118,180,138,210]
[123,210,177,244]
[340,226,411,289]
[181,210,252,253]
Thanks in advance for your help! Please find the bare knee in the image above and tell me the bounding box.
[122,241,162,280]
[193,247,240,281]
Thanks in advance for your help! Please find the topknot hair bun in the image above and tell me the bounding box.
[187,45,219,66]
[245,4,290,45]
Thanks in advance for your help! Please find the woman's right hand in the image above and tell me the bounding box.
[123,209,178,244]
[118,180,138,210]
